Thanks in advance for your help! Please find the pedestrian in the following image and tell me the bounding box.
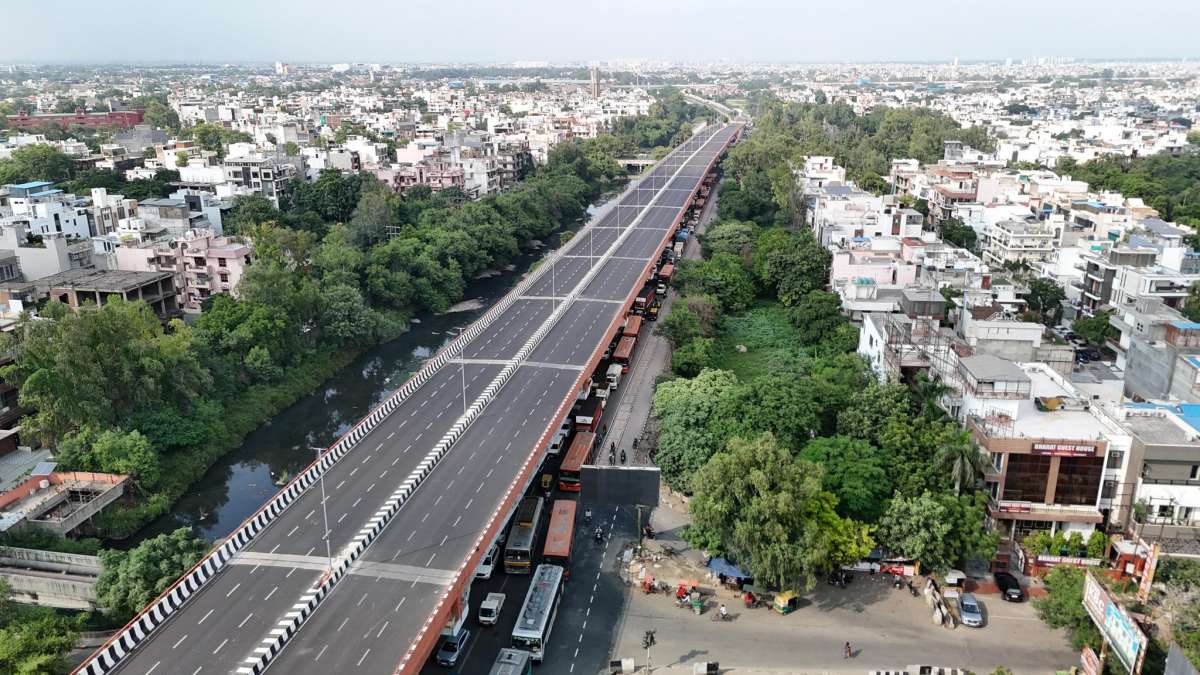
[844,642,852,659]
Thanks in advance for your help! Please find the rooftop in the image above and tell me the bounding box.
[1122,403,1200,442]
[6,181,53,190]
[35,268,172,293]
[960,354,1029,383]
[1011,365,1104,441]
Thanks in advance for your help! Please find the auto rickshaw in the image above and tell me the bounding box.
[540,473,553,494]
[772,590,800,615]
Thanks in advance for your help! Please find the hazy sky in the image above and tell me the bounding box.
[4,0,1198,64]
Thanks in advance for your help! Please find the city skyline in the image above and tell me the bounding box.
[4,0,1199,64]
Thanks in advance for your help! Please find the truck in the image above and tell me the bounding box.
[623,315,642,338]
[612,336,636,372]
[647,299,661,321]
[478,592,505,626]
[672,241,684,261]
[633,289,651,315]
[656,263,675,296]
[605,363,623,389]
[574,395,605,432]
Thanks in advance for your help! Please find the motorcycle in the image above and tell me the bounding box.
[620,449,626,464]
[594,527,604,544]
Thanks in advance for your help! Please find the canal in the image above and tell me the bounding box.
[126,199,612,547]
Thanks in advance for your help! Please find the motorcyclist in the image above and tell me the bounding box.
[718,604,728,621]
[594,527,603,542]
[584,508,592,525]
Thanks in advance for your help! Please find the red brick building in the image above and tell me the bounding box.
[5,109,144,130]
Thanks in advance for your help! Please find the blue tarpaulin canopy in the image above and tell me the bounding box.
[707,556,750,580]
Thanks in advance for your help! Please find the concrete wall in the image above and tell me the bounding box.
[1125,340,1176,400]
[0,569,97,610]
[0,546,100,575]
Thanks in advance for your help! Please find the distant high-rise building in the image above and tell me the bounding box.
[589,65,600,98]
[274,61,292,76]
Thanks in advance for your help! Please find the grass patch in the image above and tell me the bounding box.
[713,301,804,380]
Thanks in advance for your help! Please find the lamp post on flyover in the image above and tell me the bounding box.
[459,349,469,416]
[309,447,334,569]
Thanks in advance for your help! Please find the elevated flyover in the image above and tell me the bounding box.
[77,121,740,675]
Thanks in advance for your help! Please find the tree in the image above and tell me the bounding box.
[175,150,188,168]
[283,141,300,157]
[938,217,978,251]
[676,253,755,312]
[671,337,718,377]
[9,144,74,183]
[0,583,79,674]
[703,220,758,259]
[876,491,998,573]
[318,284,377,346]
[912,371,953,421]
[139,98,180,133]
[799,436,892,523]
[1033,566,1103,651]
[225,194,281,235]
[1026,278,1066,322]
[687,433,873,591]
[1072,310,1116,348]
[788,290,845,345]
[755,229,830,306]
[1,300,210,446]
[652,369,743,490]
[56,428,162,491]
[96,527,209,619]
[837,380,913,444]
[938,438,986,495]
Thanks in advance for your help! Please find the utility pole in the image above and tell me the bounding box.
[310,447,333,569]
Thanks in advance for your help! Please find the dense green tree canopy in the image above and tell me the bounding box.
[799,436,892,523]
[687,433,873,591]
[96,528,209,619]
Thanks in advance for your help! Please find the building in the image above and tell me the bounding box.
[2,182,91,240]
[112,230,250,314]
[966,360,1131,539]
[1124,319,1200,403]
[0,222,94,281]
[1117,404,1200,554]
[982,218,1060,268]
[4,109,144,130]
[33,268,179,320]
[221,153,298,206]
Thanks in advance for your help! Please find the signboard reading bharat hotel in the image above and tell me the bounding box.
[1082,572,1147,673]
[1032,442,1096,457]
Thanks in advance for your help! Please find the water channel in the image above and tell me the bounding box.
[125,200,611,547]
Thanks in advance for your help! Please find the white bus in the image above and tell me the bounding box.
[503,497,545,575]
[511,564,564,661]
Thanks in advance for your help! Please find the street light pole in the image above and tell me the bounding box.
[311,446,333,569]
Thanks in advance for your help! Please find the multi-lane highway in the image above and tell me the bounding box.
[90,121,738,675]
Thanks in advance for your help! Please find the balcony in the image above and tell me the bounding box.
[191,274,211,288]
[988,498,1104,523]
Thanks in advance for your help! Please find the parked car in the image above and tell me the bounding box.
[435,629,472,667]
[958,593,984,627]
[994,571,1025,602]
[474,543,498,580]
[1081,347,1102,360]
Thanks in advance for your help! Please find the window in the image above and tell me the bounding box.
[1156,504,1174,519]
[1107,450,1125,468]
[1191,465,1200,481]
[1101,480,1117,499]
[218,258,227,268]
[219,273,229,284]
